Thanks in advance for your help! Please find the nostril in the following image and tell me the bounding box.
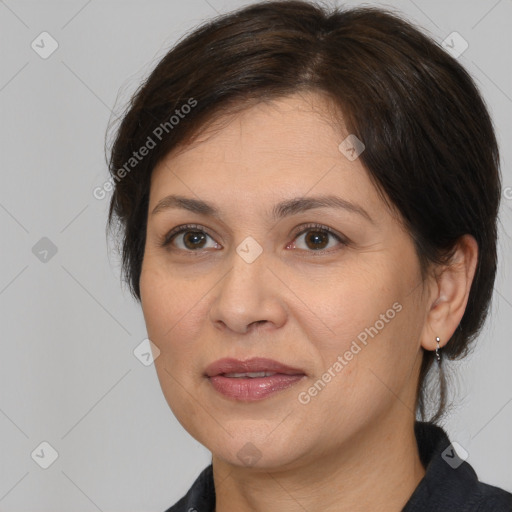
[248,320,265,327]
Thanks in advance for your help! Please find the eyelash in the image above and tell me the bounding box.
[159,223,348,255]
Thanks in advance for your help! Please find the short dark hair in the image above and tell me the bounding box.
[105,0,501,422]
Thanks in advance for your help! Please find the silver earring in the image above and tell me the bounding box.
[435,337,441,364]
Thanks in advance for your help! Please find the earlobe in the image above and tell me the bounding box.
[419,234,478,352]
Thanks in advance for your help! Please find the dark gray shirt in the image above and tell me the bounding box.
[164,421,512,511]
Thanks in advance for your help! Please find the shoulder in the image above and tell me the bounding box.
[163,465,215,512]
[470,481,512,511]
[403,422,512,511]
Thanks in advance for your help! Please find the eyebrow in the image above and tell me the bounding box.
[151,194,374,223]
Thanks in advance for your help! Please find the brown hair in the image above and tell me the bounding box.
[105,0,501,422]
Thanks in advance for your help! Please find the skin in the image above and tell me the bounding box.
[139,91,478,512]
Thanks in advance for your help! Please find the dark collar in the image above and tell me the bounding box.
[402,422,511,511]
[165,421,512,511]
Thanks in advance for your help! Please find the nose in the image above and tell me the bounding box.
[208,247,287,335]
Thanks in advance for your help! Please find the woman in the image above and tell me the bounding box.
[105,1,512,510]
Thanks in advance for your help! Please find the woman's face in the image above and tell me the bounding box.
[140,92,430,470]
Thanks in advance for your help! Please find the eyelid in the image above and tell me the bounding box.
[162,223,209,242]
[290,223,347,243]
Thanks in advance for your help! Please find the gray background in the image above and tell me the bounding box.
[1,0,511,510]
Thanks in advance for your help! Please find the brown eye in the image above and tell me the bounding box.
[181,231,208,250]
[290,224,347,253]
[161,224,220,252]
[303,230,330,250]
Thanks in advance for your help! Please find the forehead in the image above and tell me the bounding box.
[147,92,389,223]
[152,93,353,181]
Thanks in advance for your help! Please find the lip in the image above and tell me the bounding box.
[204,357,306,377]
[205,357,307,402]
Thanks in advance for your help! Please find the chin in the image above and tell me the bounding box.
[204,427,307,471]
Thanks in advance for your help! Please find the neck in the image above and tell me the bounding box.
[212,414,425,512]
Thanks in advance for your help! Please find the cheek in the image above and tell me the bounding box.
[303,265,397,350]
[304,265,422,406]
[140,261,200,339]
[140,265,210,430]
[139,262,215,384]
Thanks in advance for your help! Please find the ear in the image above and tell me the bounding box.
[420,234,479,352]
